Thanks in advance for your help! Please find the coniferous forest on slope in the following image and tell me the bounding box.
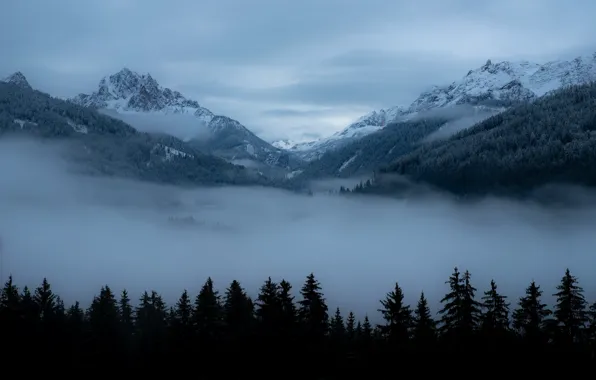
[360,82,596,198]
[2,268,596,372]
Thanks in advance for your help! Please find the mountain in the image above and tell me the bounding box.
[278,51,596,160]
[2,71,32,90]
[0,75,280,188]
[289,105,503,183]
[361,81,596,198]
[70,68,298,171]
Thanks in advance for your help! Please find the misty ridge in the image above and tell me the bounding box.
[414,104,505,143]
[2,138,596,323]
[99,109,212,142]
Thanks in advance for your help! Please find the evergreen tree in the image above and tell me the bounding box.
[193,277,223,343]
[67,301,85,330]
[439,268,481,341]
[553,269,588,343]
[54,296,66,319]
[512,280,552,344]
[329,307,346,340]
[481,280,510,332]
[20,286,38,323]
[438,267,462,335]
[346,311,356,342]
[87,285,122,360]
[358,315,373,353]
[88,286,120,334]
[362,316,372,340]
[461,270,482,332]
[278,279,297,334]
[223,280,254,341]
[412,291,436,345]
[119,289,134,339]
[33,278,56,321]
[0,275,20,311]
[173,289,193,329]
[149,290,168,337]
[255,277,281,335]
[135,291,152,341]
[0,275,22,350]
[377,282,412,344]
[298,273,329,341]
[135,290,169,359]
[170,289,194,355]
[65,301,86,364]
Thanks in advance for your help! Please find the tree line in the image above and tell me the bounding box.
[1,268,595,371]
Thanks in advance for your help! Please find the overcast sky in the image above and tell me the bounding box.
[2,0,595,142]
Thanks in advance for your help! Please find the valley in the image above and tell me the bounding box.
[2,0,596,366]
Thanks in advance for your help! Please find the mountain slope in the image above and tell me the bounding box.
[0,77,277,188]
[2,71,32,90]
[368,81,596,197]
[291,105,503,182]
[279,51,596,160]
[70,68,297,170]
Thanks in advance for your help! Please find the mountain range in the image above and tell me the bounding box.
[70,68,300,174]
[2,49,596,198]
[0,73,282,189]
[275,51,596,161]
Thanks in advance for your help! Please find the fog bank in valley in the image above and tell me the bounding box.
[1,138,596,322]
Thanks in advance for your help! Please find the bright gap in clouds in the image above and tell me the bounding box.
[1,139,596,323]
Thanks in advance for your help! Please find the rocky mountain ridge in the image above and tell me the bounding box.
[276,51,596,161]
[70,68,296,170]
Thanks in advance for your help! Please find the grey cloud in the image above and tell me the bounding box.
[2,0,596,140]
[246,53,480,107]
[260,109,338,117]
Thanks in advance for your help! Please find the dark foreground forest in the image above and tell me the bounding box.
[1,267,595,373]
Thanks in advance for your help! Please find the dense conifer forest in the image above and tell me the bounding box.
[374,82,596,197]
[2,268,595,371]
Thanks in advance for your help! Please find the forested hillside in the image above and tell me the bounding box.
[292,105,506,186]
[0,82,275,187]
[1,267,595,370]
[370,82,596,197]
[293,118,447,182]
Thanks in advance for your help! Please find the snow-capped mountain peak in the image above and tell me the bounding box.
[337,105,409,138]
[276,51,596,160]
[272,104,409,161]
[410,52,596,114]
[71,68,295,169]
[2,71,32,90]
[72,68,211,121]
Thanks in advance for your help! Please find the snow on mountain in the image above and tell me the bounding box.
[71,68,217,126]
[277,51,596,161]
[1,71,32,90]
[71,68,294,168]
[272,139,299,150]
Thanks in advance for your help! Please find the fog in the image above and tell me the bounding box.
[411,104,505,143]
[99,109,211,142]
[2,139,596,322]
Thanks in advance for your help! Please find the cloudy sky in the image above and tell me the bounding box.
[2,0,595,143]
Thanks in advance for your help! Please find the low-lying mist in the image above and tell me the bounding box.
[411,104,505,143]
[2,138,596,321]
[99,109,211,142]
